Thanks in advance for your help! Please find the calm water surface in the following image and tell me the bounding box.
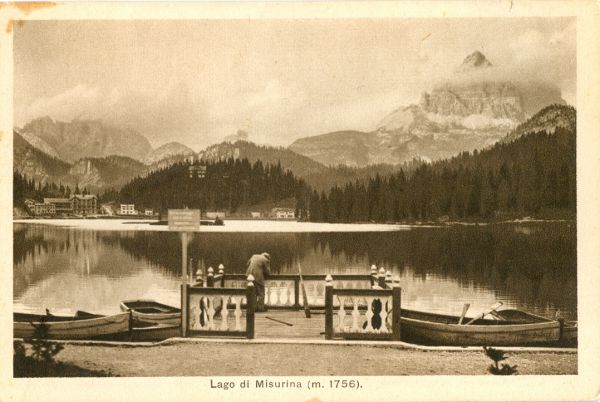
[13,222,577,320]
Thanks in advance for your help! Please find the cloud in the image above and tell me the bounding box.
[18,82,212,149]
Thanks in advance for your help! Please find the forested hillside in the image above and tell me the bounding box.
[309,125,576,223]
[13,171,90,205]
[118,158,309,215]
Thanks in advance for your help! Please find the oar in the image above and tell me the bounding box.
[465,301,503,325]
[297,261,311,318]
[488,310,507,321]
[265,316,294,327]
[457,303,470,325]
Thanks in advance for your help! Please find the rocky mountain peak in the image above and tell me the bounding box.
[292,50,565,168]
[20,117,152,163]
[458,51,492,71]
[224,129,249,143]
[145,141,194,165]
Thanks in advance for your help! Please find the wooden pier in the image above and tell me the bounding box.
[185,265,401,342]
[254,311,324,340]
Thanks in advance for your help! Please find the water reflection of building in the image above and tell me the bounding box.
[13,223,578,321]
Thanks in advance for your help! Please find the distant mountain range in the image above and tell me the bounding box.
[145,142,194,165]
[14,131,148,191]
[14,51,573,194]
[19,117,152,163]
[14,128,406,193]
[289,51,566,167]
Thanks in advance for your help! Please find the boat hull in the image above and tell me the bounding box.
[14,312,131,340]
[400,309,573,347]
[120,300,181,326]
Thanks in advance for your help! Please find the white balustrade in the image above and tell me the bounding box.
[189,294,246,332]
[301,279,371,307]
[333,295,393,335]
[337,296,347,332]
[264,280,295,307]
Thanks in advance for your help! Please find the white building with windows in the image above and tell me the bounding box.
[271,207,295,220]
[120,204,136,215]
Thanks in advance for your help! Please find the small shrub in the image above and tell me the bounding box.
[483,346,518,375]
[28,320,63,363]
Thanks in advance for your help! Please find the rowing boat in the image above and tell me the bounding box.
[14,311,131,340]
[400,308,577,346]
[120,299,181,326]
[73,310,181,342]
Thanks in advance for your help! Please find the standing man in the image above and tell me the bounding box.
[246,252,271,312]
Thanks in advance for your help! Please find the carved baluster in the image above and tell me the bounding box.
[364,296,374,332]
[220,295,229,330]
[351,297,360,331]
[275,282,282,306]
[283,281,290,306]
[202,296,212,330]
[190,304,199,329]
[282,281,290,306]
[234,296,242,331]
[310,282,316,305]
[379,296,389,333]
[337,296,346,332]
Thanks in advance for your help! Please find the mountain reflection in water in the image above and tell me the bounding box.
[13,222,576,320]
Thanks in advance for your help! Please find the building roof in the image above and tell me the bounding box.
[70,194,97,200]
[44,198,70,203]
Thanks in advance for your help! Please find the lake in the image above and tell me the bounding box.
[13,221,577,321]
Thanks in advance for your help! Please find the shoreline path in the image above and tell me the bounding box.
[46,341,576,376]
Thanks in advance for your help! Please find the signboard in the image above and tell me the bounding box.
[168,209,200,232]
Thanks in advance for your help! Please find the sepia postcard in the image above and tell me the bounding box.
[0,1,599,401]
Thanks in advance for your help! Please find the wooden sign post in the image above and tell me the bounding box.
[168,209,200,337]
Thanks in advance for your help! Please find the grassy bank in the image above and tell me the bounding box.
[15,341,577,377]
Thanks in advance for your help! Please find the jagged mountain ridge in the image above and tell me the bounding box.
[145,142,195,165]
[196,139,409,191]
[18,131,61,159]
[14,131,71,184]
[198,140,326,177]
[20,117,153,163]
[290,51,566,167]
[503,104,576,143]
[14,131,147,191]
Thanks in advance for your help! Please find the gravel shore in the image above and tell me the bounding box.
[48,342,576,377]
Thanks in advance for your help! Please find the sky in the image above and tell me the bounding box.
[14,18,576,150]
